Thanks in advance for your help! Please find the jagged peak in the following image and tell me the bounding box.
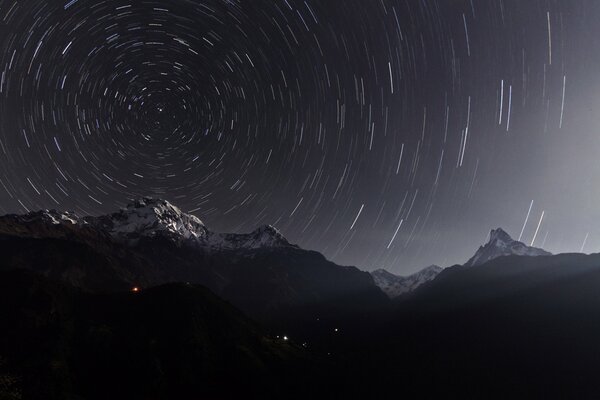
[0,197,293,250]
[252,224,285,239]
[123,197,190,219]
[207,223,291,250]
[488,228,513,244]
[255,224,278,232]
[99,197,207,241]
[118,198,202,222]
[420,265,443,273]
[18,209,80,225]
[372,268,390,274]
[373,265,442,279]
[465,227,551,267]
[371,268,398,278]
[371,265,443,298]
[127,197,175,210]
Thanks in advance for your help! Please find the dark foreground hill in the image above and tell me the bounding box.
[0,270,326,400]
[361,252,600,398]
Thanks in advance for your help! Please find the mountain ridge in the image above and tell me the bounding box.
[0,197,388,323]
[0,197,294,251]
[371,265,443,298]
[465,228,551,267]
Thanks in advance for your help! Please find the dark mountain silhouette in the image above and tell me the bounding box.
[365,252,600,398]
[4,204,600,398]
[0,198,388,325]
[0,269,327,400]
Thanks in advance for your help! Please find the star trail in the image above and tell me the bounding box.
[1,0,599,272]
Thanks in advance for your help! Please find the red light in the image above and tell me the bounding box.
[132,287,140,292]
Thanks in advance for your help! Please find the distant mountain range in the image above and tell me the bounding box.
[370,227,551,297]
[0,199,556,308]
[371,265,443,298]
[5,199,598,398]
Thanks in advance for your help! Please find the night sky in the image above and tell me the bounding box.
[0,0,599,273]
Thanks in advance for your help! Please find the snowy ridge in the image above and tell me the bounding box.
[35,210,79,225]
[0,209,85,240]
[465,228,551,267]
[95,198,292,249]
[0,197,292,251]
[93,198,209,243]
[371,265,443,298]
[208,225,290,250]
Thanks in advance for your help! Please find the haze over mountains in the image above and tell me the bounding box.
[2,198,600,398]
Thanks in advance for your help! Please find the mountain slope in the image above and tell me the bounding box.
[0,198,388,323]
[0,269,321,399]
[465,228,551,267]
[371,265,443,298]
[364,252,600,398]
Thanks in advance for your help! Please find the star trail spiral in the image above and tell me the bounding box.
[1,0,599,271]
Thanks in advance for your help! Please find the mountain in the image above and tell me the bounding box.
[0,269,322,399]
[464,228,551,267]
[0,198,387,324]
[364,252,600,398]
[94,198,293,250]
[4,203,600,398]
[0,198,292,250]
[371,265,443,298]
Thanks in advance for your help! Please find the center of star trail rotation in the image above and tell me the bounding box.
[0,0,599,272]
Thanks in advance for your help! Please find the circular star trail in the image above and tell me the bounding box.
[0,0,599,271]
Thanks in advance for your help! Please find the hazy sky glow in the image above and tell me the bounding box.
[0,0,599,273]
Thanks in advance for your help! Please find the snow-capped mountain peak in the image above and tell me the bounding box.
[0,197,294,251]
[36,210,79,225]
[465,228,551,267]
[488,228,513,245]
[207,224,292,250]
[90,197,293,250]
[419,265,444,275]
[93,197,209,242]
[251,225,288,244]
[371,265,443,298]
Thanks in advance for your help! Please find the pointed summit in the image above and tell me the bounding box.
[253,224,288,242]
[465,228,551,267]
[93,197,209,242]
[1,197,294,251]
[91,197,293,250]
[489,228,513,244]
